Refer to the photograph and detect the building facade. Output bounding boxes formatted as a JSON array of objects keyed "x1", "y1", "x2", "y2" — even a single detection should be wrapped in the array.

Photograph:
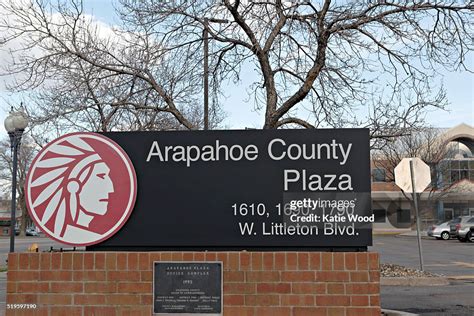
[
  {"x1": 0, "y1": 198, "x2": 22, "y2": 236},
  {"x1": 371, "y1": 123, "x2": 474, "y2": 231}
]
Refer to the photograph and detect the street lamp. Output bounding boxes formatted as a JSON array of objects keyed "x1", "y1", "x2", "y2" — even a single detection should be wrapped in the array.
[{"x1": 4, "y1": 106, "x2": 29, "y2": 253}]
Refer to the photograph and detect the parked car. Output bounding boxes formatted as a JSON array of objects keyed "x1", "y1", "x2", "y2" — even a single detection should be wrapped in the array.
[
  {"x1": 427, "y1": 220, "x2": 452, "y2": 240},
  {"x1": 26, "y1": 228, "x2": 38, "y2": 236},
  {"x1": 450, "y1": 216, "x2": 474, "y2": 242}
]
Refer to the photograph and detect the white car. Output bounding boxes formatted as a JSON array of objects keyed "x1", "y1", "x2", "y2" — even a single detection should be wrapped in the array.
[
  {"x1": 26, "y1": 228, "x2": 39, "y2": 236},
  {"x1": 450, "y1": 216, "x2": 474, "y2": 242},
  {"x1": 427, "y1": 221, "x2": 452, "y2": 240}
]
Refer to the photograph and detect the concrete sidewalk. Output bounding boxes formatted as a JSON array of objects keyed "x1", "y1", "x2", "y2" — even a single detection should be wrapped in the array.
[
  {"x1": 374, "y1": 229, "x2": 430, "y2": 238},
  {"x1": 381, "y1": 277, "x2": 449, "y2": 286},
  {"x1": 397, "y1": 230, "x2": 428, "y2": 237},
  {"x1": 373, "y1": 229, "x2": 412, "y2": 235},
  {"x1": 382, "y1": 309, "x2": 419, "y2": 316}
]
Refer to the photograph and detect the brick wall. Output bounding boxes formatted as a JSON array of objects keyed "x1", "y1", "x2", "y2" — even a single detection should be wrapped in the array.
[{"x1": 7, "y1": 252, "x2": 380, "y2": 316}]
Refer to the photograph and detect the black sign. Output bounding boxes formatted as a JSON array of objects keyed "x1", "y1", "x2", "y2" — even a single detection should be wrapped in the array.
[
  {"x1": 153, "y1": 262, "x2": 222, "y2": 314},
  {"x1": 88, "y1": 129, "x2": 372, "y2": 250}
]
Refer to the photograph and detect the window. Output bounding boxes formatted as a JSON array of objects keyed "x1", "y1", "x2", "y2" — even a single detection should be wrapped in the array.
[
  {"x1": 372, "y1": 168, "x2": 386, "y2": 182},
  {"x1": 397, "y1": 209, "x2": 411, "y2": 223},
  {"x1": 373, "y1": 209, "x2": 386, "y2": 223},
  {"x1": 441, "y1": 159, "x2": 474, "y2": 185},
  {"x1": 451, "y1": 217, "x2": 461, "y2": 224},
  {"x1": 450, "y1": 160, "x2": 460, "y2": 169},
  {"x1": 467, "y1": 218, "x2": 474, "y2": 223},
  {"x1": 441, "y1": 168, "x2": 450, "y2": 186},
  {"x1": 451, "y1": 170, "x2": 460, "y2": 183},
  {"x1": 444, "y1": 209, "x2": 453, "y2": 220}
]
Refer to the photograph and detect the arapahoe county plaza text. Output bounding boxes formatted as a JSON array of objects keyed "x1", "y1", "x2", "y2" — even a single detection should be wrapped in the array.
[{"x1": 146, "y1": 138, "x2": 354, "y2": 191}]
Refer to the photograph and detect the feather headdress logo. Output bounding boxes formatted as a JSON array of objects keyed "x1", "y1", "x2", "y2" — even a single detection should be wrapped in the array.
[{"x1": 25, "y1": 133, "x2": 137, "y2": 246}]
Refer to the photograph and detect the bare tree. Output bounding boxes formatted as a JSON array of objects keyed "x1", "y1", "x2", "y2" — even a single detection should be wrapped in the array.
[
  {"x1": 373, "y1": 127, "x2": 459, "y2": 220},
  {"x1": 0, "y1": 0, "x2": 472, "y2": 139},
  {"x1": 0, "y1": 136, "x2": 37, "y2": 236},
  {"x1": 374, "y1": 128, "x2": 450, "y2": 180},
  {"x1": 0, "y1": 0, "x2": 223, "y2": 135}
]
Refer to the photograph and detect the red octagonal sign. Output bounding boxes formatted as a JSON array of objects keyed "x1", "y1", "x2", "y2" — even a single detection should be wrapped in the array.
[{"x1": 25, "y1": 132, "x2": 137, "y2": 246}]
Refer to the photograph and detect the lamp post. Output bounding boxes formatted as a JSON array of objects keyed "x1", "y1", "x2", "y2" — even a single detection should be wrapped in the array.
[
  {"x1": 4, "y1": 107, "x2": 29, "y2": 253},
  {"x1": 203, "y1": 18, "x2": 228, "y2": 130}
]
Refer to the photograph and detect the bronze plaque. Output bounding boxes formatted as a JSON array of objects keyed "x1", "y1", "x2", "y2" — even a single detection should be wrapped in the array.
[{"x1": 153, "y1": 262, "x2": 222, "y2": 315}]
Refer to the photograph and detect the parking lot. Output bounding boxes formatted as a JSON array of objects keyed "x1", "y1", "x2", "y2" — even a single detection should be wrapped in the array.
[
  {"x1": 371, "y1": 235, "x2": 473, "y2": 315},
  {"x1": 0, "y1": 235, "x2": 472, "y2": 315},
  {"x1": 370, "y1": 234, "x2": 474, "y2": 277}
]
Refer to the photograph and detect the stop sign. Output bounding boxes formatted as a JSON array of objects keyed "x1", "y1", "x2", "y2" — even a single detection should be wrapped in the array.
[{"x1": 394, "y1": 158, "x2": 431, "y2": 193}]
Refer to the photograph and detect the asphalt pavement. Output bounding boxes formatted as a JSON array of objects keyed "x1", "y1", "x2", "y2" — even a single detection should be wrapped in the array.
[
  {"x1": 381, "y1": 280, "x2": 473, "y2": 316},
  {"x1": 371, "y1": 235, "x2": 473, "y2": 316},
  {"x1": 370, "y1": 235, "x2": 474, "y2": 278}
]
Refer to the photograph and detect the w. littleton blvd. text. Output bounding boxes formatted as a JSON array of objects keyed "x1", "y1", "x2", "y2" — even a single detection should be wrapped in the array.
[{"x1": 232, "y1": 202, "x2": 373, "y2": 236}]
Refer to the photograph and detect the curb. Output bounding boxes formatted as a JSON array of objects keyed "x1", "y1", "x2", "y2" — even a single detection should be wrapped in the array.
[
  {"x1": 381, "y1": 277, "x2": 449, "y2": 286},
  {"x1": 446, "y1": 275, "x2": 474, "y2": 280},
  {"x1": 373, "y1": 232, "x2": 406, "y2": 235},
  {"x1": 382, "y1": 308, "x2": 419, "y2": 316},
  {"x1": 394, "y1": 234, "x2": 430, "y2": 239}
]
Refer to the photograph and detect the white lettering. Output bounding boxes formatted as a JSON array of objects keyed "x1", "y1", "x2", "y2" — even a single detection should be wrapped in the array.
[
  {"x1": 146, "y1": 141, "x2": 164, "y2": 162},
  {"x1": 201, "y1": 145, "x2": 215, "y2": 161},
  {"x1": 287, "y1": 143, "x2": 302, "y2": 160},
  {"x1": 172, "y1": 146, "x2": 185, "y2": 162},
  {"x1": 268, "y1": 138, "x2": 286, "y2": 160},
  {"x1": 284, "y1": 169, "x2": 300, "y2": 191},
  {"x1": 284, "y1": 169, "x2": 353, "y2": 192},
  {"x1": 340, "y1": 143, "x2": 352, "y2": 165},
  {"x1": 186, "y1": 145, "x2": 200, "y2": 167},
  {"x1": 229, "y1": 145, "x2": 244, "y2": 161},
  {"x1": 245, "y1": 145, "x2": 259, "y2": 161}
]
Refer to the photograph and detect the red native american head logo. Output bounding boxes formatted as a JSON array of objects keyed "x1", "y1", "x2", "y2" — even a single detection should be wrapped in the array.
[{"x1": 25, "y1": 133, "x2": 137, "y2": 246}]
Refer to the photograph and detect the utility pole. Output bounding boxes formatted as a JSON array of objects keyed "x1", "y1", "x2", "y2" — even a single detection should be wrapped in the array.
[
  {"x1": 202, "y1": 18, "x2": 228, "y2": 130},
  {"x1": 203, "y1": 18, "x2": 209, "y2": 130}
]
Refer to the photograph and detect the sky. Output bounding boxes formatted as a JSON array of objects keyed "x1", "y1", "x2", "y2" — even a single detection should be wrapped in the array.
[{"x1": 0, "y1": 0, "x2": 472, "y2": 133}]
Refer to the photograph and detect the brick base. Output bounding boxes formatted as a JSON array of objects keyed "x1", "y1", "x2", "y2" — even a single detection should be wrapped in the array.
[{"x1": 7, "y1": 252, "x2": 380, "y2": 315}]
